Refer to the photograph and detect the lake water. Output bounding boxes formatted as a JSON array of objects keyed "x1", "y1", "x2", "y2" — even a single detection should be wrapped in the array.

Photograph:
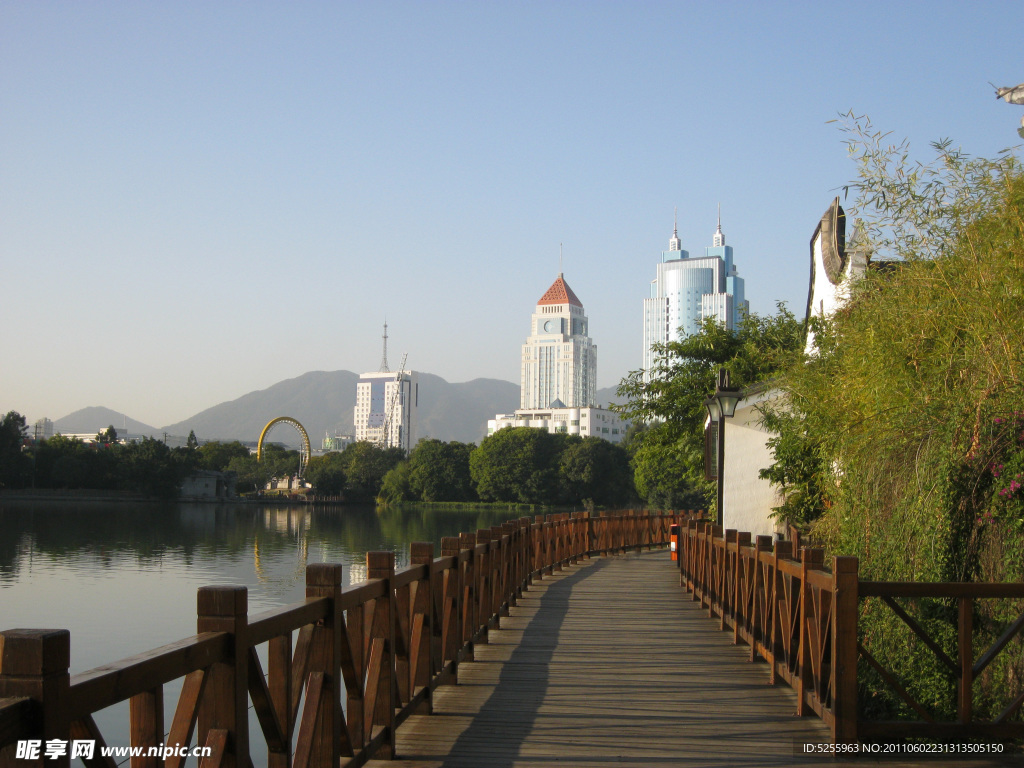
[{"x1": 0, "y1": 499, "x2": 525, "y2": 762}]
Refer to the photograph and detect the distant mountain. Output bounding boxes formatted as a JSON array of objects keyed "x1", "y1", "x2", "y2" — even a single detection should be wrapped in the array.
[
  {"x1": 160, "y1": 370, "x2": 521, "y2": 447},
  {"x1": 53, "y1": 407, "x2": 160, "y2": 438},
  {"x1": 53, "y1": 374, "x2": 628, "y2": 450},
  {"x1": 161, "y1": 370, "x2": 360, "y2": 446},
  {"x1": 415, "y1": 374, "x2": 520, "y2": 442},
  {"x1": 595, "y1": 385, "x2": 624, "y2": 409}
]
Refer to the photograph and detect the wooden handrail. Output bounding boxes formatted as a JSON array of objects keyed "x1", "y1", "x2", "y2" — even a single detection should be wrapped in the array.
[
  {"x1": 68, "y1": 632, "x2": 230, "y2": 720},
  {"x1": 0, "y1": 510, "x2": 680, "y2": 766},
  {"x1": 675, "y1": 517, "x2": 1024, "y2": 745}
]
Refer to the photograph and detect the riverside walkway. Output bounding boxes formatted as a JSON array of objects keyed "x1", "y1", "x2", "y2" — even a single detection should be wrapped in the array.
[
  {"x1": 1, "y1": 511, "x2": 1019, "y2": 767},
  {"x1": 375, "y1": 549, "x2": 836, "y2": 768}
]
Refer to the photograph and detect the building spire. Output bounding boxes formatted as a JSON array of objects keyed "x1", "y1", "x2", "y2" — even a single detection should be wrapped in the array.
[
  {"x1": 669, "y1": 207, "x2": 682, "y2": 252},
  {"x1": 379, "y1": 320, "x2": 390, "y2": 373},
  {"x1": 713, "y1": 203, "x2": 725, "y2": 247}
]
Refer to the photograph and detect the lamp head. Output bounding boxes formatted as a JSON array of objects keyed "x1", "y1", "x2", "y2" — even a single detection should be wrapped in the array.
[
  {"x1": 704, "y1": 396, "x2": 721, "y2": 423},
  {"x1": 713, "y1": 368, "x2": 742, "y2": 418}
]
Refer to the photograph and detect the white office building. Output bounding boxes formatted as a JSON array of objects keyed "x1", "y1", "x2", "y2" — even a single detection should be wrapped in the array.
[
  {"x1": 520, "y1": 273, "x2": 596, "y2": 409},
  {"x1": 353, "y1": 370, "x2": 418, "y2": 453},
  {"x1": 642, "y1": 211, "x2": 749, "y2": 376},
  {"x1": 489, "y1": 273, "x2": 625, "y2": 443}
]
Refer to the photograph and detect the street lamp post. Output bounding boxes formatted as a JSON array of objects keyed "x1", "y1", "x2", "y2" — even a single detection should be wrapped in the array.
[{"x1": 704, "y1": 369, "x2": 741, "y2": 528}]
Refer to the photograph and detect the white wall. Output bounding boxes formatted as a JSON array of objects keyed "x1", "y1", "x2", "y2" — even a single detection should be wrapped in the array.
[{"x1": 721, "y1": 390, "x2": 783, "y2": 539}]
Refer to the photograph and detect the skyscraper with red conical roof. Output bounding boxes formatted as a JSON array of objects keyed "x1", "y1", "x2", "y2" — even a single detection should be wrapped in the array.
[{"x1": 520, "y1": 273, "x2": 596, "y2": 410}]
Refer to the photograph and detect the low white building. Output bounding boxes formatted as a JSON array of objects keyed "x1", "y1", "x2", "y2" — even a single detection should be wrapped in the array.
[{"x1": 488, "y1": 405, "x2": 627, "y2": 443}]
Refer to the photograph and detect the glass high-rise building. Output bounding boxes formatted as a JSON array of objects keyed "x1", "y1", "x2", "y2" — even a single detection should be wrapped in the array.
[{"x1": 642, "y1": 211, "x2": 748, "y2": 375}]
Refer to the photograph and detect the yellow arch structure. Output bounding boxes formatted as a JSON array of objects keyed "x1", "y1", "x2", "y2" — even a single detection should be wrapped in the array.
[{"x1": 257, "y1": 416, "x2": 312, "y2": 477}]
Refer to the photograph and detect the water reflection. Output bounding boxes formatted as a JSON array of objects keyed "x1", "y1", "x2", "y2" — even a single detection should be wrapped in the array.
[
  {"x1": 0, "y1": 500, "x2": 536, "y2": 764},
  {"x1": 0, "y1": 500, "x2": 528, "y2": 668}
]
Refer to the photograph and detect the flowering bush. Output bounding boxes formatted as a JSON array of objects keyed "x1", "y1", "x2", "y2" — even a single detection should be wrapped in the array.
[{"x1": 986, "y1": 412, "x2": 1024, "y2": 527}]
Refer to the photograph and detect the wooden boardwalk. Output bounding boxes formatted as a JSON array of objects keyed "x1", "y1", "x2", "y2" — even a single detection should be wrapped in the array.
[{"x1": 371, "y1": 550, "x2": 1006, "y2": 768}]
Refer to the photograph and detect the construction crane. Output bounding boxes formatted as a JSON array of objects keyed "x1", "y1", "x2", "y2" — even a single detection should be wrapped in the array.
[{"x1": 379, "y1": 352, "x2": 408, "y2": 450}]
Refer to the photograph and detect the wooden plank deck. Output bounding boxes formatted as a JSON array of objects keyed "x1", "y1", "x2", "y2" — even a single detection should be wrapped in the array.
[{"x1": 369, "y1": 550, "x2": 1008, "y2": 768}]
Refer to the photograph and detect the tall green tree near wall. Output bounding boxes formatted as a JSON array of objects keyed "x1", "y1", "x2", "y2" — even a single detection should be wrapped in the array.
[
  {"x1": 616, "y1": 306, "x2": 804, "y2": 509},
  {"x1": 765, "y1": 115, "x2": 1024, "y2": 584},
  {"x1": 760, "y1": 117, "x2": 1023, "y2": 723}
]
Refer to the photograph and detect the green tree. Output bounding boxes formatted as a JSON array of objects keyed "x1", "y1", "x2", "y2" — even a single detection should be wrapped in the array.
[
  {"x1": 408, "y1": 439, "x2": 476, "y2": 502},
  {"x1": 197, "y1": 441, "x2": 252, "y2": 472},
  {"x1": 0, "y1": 411, "x2": 30, "y2": 488},
  {"x1": 379, "y1": 459, "x2": 413, "y2": 503},
  {"x1": 470, "y1": 427, "x2": 573, "y2": 504},
  {"x1": 34, "y1": 434, "x2": 118, "y2": 490},
  {"x1": 96, "y1": 425, "x2": 118, "y2": 445},
  {"x1": 259, "y1": 443, "x2": 301, "y2": 481},
  {"x1": 226, "y1": 454, "x2": 262, "y2": 494},
  {"x1": 117, "y1": 437, "x2": 186, "y2": 498},
  {"x1": 616, "y1": 306, "x2": 804, "y2": 508},
  {"x1": 559, "y1": 437, "x2": 634, "y2": 508},
  {"x1": 766, "y1": 118, "x2": 1024, "y2": 584},
  {"x1": 759, "y1": 117, "x2": 1024, "y2": 723},
  {"x1": 340, "y1": 442, "x2": 405, "y2": 502},
  {"x1": 305, "y1": 451, "x2": 348, "y2": 495},
  {"x1": 186, "y1": 430, "x2": 199, "y2": 451}
]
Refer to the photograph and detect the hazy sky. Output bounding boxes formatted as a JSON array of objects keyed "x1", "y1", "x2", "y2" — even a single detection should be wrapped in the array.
[{"x1": 2, "y1": 2, "x2": 1021, "y2": 429}]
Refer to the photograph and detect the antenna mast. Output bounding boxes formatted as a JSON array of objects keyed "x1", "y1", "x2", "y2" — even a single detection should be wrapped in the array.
[{"x1": 379, "y1": 321, "x2": 390, "y2": 373}]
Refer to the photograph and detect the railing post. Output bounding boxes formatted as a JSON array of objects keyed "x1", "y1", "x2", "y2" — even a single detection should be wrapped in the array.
[
  {"x1": 723, "y1": 530, "x2": 737, "y2": 631},
  {"x1": 0, "y1": 629, "x2": 70, "y2": 768},
  {"x1": 541, "y1": 518, "x2": 555, "y2": 573},
  {"x1": 751, "y1": 535, "x2": 773, "y2": 662},
  {"x1": 268, "y1": 623, "x2": 292, "y2": 768},
  {"x1": 501, "y1": 522, "x2": 518, "y2": 606},
  {"x1": 797, "y1": 548, "x2": 824, "y2": 716},
  {"x1": 497, "y1": 524, "x2": 514, "y2": 615},
  {"x1": 958, "y1": 596, "x2": 973, "y2": 725},
  {"x1": 197, "y1": 586, "x2": 250, "y2": 768},
  {"x1": 518, "y1": 517, "x2": 533, "y2": 583},
  {"x1": 440, "y1": 536, "x2": 461, "y2": 681},
  {"x1": 476, "y1": 529, "x2": 495, "y2": 631},
  {"x1": 410, "y1": 542, "x2": 434, "y2": 715},
  {"x1": 458, "y1": 532, "x2": 477, "y2": 660},
  {"x1": 546, "y1": 515, "x2": 562, "y2": 572},
  {"x1": 832, "y1": 556, "x2": 858, "y2": 744},
  {"x1": 302, "y1": 564, "x2": 344, "y2": 765},
  {"x1": 366, "y1": 552, "x2": 396, "y2": 759},
  {"x1": 130, "y1": 684, "x2": 164, "y2": 768},
  {"x1": 769, "y1": 541, "x2": 792, "y2": 684},
  {"x1": 582, "y1": 511, "x2": 593, "y2": 559},
  {"x1": 734, "y1": 531, "x2": 751, "y2": 644},
  {"x1": 708, "y1": 525, "x2": 722, "y2": 617}
]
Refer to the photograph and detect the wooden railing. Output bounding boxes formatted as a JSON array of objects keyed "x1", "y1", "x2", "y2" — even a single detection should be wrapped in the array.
[
  {"x1": 0, "y1": 510, "x2": 680, "y2": 767},
  {"x1": 675, "y1": 517, "x2": 1024, "y2": 744}
]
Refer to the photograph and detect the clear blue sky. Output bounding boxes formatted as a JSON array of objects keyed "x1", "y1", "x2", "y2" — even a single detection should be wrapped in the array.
[{"x1": 2, "y1": 1, "x2": 1021, "y2": 429}]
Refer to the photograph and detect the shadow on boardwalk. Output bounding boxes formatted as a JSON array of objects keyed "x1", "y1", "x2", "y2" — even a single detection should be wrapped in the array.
[{"x1": 374, "y1": 551, "x2": 1008, "y2": 768}]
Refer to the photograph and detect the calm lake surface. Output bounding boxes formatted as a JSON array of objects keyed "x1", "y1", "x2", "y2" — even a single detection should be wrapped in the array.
[{"x1": 0, "y1": 500, "x2": 526, "y2": 761}]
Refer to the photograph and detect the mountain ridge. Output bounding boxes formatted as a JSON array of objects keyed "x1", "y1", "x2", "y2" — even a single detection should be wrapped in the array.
[{"x1": 52, "y1": 372, "x2": 624, "y2": 447}]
